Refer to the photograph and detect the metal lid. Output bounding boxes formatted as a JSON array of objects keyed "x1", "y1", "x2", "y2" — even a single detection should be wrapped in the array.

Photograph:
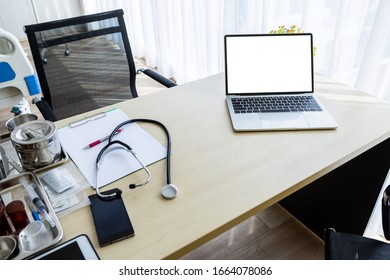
[{"x1": 10, "y1": 120, "x2": 56, "y2": 145}]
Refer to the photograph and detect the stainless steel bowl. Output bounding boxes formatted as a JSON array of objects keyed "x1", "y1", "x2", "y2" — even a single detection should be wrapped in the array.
[
  {"x1": 0, "y1": 235, "x2": 19, "y2": 260},
  {"x1": 5, "y1": 114, "x2": 38, "y2": 132}
]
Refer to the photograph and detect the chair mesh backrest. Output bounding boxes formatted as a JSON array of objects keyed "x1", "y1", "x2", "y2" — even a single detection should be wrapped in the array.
[
  {"x1": 25, "y1": 10, "x2": 137, "y2": 120},
  {"x1": 324, "y1": 228, "x2": 390, "y2": 260}
]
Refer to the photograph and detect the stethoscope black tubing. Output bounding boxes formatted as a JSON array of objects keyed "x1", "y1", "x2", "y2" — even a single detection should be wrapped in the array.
[
  {"x1": 96, "y1": 140, "x2": 132, "y2": 164},
  {"x1": 107, "y1": 119, "x2": 172, "y2": 185}
]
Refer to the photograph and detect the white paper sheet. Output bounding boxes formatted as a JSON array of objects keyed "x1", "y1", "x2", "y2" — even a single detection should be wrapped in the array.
[{"x1": 57, "y1": 109, "x2": 167, "y2": 189}]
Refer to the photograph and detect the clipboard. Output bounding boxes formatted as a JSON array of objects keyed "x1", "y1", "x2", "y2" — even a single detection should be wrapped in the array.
[
  {"x1": 57, "y1": 109, "x2": 167, "y2": 189},
  {"x1": 68, "y1": 112, "x2": 107, "y2": 128}
]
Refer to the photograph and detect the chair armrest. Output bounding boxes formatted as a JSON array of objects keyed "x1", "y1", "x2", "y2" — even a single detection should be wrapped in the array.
[
  {"x1": 137, "y1": 68, "x2": 177, "y2": 88},
  {"x1": 32, "y1": 97, "x2": 58, "y2": 122}
]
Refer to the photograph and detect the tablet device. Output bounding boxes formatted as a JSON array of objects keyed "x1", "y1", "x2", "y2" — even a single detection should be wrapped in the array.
[{"x1": 32, "y1": 234, "x2": 100, "y2": 260}]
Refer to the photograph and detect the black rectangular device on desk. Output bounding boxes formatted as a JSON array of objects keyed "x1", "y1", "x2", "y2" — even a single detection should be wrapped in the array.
[
  {"x1": 89, "y1": 189, "x2": 135, "y2": 247},
  {"x1": 31, "y1": 234, "x2": 99, "y2": 260}
]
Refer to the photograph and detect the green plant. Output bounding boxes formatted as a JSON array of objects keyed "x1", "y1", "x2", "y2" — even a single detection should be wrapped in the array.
[{"x1": 269, "y1": 25, "x2": 317, "y2": 56}]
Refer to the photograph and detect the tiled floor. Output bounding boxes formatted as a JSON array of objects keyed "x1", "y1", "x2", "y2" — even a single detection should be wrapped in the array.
[{"x1": 180, "y1": 204, "x2": 324, "y2": 260}]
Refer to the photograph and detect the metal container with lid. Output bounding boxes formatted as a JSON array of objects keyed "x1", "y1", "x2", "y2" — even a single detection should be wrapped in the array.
[{"x1": 10, "y1": 120, "x2": 62, "y2": 171}]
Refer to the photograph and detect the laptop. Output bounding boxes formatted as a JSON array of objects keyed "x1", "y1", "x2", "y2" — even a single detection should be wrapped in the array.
[{"x1": 224, "y1": 33, "x2": 338, "y2": 131}]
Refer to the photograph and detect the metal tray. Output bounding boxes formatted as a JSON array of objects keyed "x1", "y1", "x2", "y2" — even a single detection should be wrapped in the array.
[
  {"x1": 0, "y1": 172, "x2": 63, "y2": 259},
  {"x1": 0, "y1": 137, "x2": 69, "y2": 179}
]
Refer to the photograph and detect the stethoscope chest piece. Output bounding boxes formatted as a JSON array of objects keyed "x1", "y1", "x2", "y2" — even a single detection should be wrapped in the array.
[{"x1": 161, "y1": 184, "x2": 178, "y2": 200}]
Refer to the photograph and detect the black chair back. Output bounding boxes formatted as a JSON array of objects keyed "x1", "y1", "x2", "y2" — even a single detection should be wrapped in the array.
[{"x1": 25, "y1": 9, "x2": 137, "y2": 120}]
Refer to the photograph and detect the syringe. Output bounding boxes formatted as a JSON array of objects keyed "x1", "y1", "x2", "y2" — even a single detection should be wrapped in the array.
[{"x1": 20, "y1": 177, "x2": 55, "y2": 227}]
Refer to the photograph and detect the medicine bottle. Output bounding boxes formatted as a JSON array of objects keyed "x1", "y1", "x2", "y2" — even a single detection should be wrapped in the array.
[
  {"x1": 6, "y1": 200, "x2": 29, "y2": 232},
  {"x1": 0, "y1": 202, "x2": 12, "y2": 235}
]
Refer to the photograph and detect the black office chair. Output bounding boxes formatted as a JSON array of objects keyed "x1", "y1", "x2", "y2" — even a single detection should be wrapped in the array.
[
  {"x1": 324, "y1": 185, "x2": 390, "y2": 259},
  {"x1": 24, "y1": 9, "x2": 176, "y2": 121}
]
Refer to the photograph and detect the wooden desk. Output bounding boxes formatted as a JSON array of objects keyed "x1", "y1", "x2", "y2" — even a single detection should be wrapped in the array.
[{"x1": 55, "y1": 73, "x2": 390, "y2": 259}]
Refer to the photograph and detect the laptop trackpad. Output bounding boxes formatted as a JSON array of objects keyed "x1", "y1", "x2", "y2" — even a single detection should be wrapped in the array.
[{"x1": 258, "y1": 113, "x2": 308, "y2": 129}]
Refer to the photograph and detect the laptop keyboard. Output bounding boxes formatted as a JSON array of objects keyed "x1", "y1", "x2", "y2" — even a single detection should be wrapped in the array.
[{"x1": 231, "y1": 96, "x2": 323, "y2": 114}]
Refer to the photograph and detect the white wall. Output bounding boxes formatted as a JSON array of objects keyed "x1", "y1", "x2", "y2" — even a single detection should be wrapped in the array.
[{"x1": 0, "y1": 0, "x2": 83, "y2": 40}]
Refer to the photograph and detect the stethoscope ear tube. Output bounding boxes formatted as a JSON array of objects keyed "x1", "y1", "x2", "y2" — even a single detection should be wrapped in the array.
[{"x1": 96, "y1": 140, "x2": 131, "y2": 164}]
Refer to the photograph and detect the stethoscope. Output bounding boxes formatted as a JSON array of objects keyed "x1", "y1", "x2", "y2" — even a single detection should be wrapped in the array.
[{"x1": 95, "y1": 119, "x2": 178, "y2": 200}]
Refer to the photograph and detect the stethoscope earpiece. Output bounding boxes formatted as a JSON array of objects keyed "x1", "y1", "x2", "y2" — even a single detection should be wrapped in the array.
[{"x1": 116, "y1": 189, "x2": 123, "y2": 197}]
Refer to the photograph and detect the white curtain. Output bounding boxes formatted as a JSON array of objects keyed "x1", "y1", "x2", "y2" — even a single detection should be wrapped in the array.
[{"x1": 81, "y1": 0, "x2": 390, "y2": 101}]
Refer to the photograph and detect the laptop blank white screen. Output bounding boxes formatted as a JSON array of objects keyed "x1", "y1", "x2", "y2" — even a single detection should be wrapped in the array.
[{"x1": 225, "y1": 34, "x2": 313, "y2": 95}]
